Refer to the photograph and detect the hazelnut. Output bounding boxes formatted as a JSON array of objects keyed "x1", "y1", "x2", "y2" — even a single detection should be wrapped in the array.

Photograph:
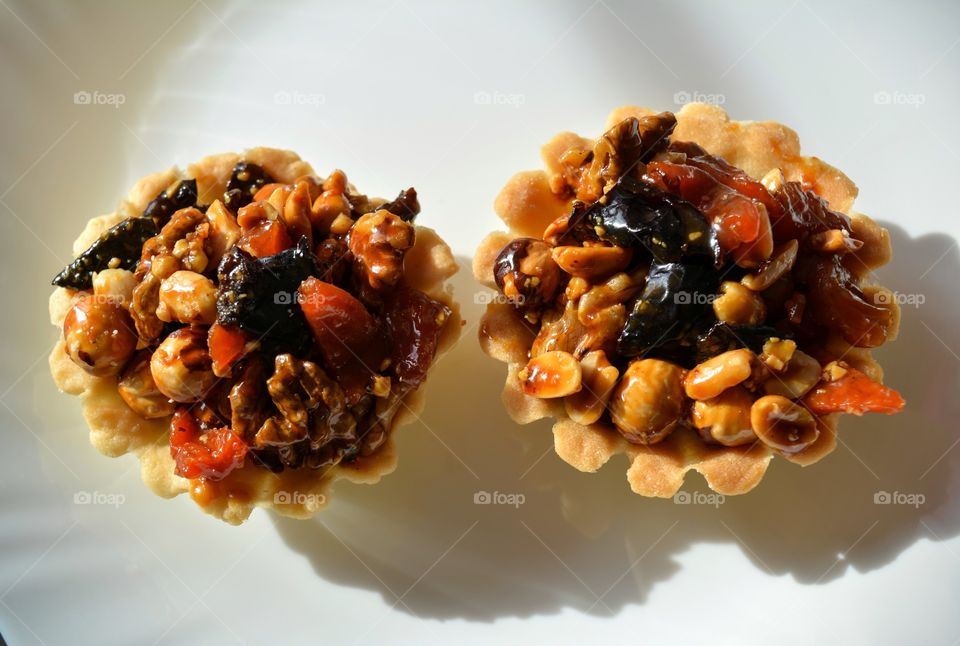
[
  {"x1": 62, "y1": 294, "x2": 137, "y2": 377},
  {"x1": 150, "y1": 327, "x2": 217, "y2": 403},
  {"x1": 609, "y1": 358, "x2": 685, "y2": 445}
]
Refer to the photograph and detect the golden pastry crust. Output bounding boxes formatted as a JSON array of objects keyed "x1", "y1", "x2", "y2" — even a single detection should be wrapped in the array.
[
  {"x1": 50, "y1": 148, "x2": 460, "y2": 524},
  {"x1": 476, "y1": 103, "x2": 896, "y2": 497}
]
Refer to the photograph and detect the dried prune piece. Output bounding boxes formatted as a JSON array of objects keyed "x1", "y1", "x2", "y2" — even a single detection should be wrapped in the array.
[
  {"x1": 694, "y1": 322, "x2": 790, "y2": 364},
  {"x1": 644, "y1": 160, "x2": 772, "y2": 265},
  {"x1": 215, "y1": 237, "x2": 318, "y2": 353},
  {"x1": 143, "y1": 179, "x2": 199, "y2": 228},
  {"x1": 618, "y1": 262, "x2": 720, "y2": 364},
  {"x1": 223, "y1": 189, "x2": 245, "y2": 213},
  {"x1": 770, "y1": 180, "x2": 852, "y2": 243},
  {"x1": 587, "y1": 177, "x2": 719, "y2": 265},
  {"x1": 379, "y1": 187, "x2": 420, "y2": 222},
  {"x1": 225, "y1": 162, "x2": 275, "y2": 210},
  {"x1": 52, "y1": 217, "x2": 158, "y2": 289},
  {"x1": 797, "y1": 255, "x2": 892, "y2": 347},
  {"x1": 384, "y1": 286, "x2": 452, "y2": 387}
]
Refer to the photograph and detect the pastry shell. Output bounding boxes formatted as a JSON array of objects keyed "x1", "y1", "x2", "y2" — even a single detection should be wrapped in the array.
[
  {"x1": 50, "y1": 147, "x2": 460, "y2": 524},
  {"x1": 475, "y1": 103, "x2": 898, "y2": 497}
]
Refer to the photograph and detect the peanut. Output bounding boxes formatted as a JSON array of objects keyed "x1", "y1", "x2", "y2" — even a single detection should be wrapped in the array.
[
  {"x1": 713, "y1": 281, "x2": 766, "y2": 325},
  {"x1": 692, "y1": 386, "x2": 756, "y2": 447},
  {"x1": 551, "y1": 245, "x2": 632, "y2": 280},
  {"x1": 564, "y1": 350, "x2": 619, "y2": 425},
  {"x1": 750, "y1": 395, "x2": 819, "y2": 454},
  {"x1": 763, "y1": 350, "x2": 821, "y2": 399},
  {"x1": 684, "y1": 349, "x2": 754, "y2": 401},
  {"x1": 742, "y1": 239, "x2": 799, "y2": 292},
  {"x1": 518, "y1": 350, "x2": 582, "y2": 398}
]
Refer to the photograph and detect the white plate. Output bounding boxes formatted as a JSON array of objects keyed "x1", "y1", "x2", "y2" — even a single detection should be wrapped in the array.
[{"x1": 2, "y1": 1, "x2": 959, "y2": 644}]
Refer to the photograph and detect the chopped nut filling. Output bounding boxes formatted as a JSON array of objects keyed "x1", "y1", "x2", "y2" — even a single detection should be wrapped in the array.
[
  {"x1": 490, "y1": 111, "x2": 904, "y2": 455},
  {"x1": 55, "y1": 161, "x2": 451, "y2": 482}
]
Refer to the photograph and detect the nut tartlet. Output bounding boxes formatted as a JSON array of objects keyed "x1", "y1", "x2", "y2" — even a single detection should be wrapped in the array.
[
  {"x1": 475, "y1": 104, "x2": 903, "y2": 496},
  {"x1": 50, "y1": 147, "x2": 459, "y2": 523}
]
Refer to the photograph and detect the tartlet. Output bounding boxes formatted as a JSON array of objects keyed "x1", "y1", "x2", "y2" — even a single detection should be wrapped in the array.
[
  {"x1": 475, "y1": 103, "x2": 904, "y2": 496},
  {"x1": 50, "y1": 147, "x2": 459, "y2": 523}
]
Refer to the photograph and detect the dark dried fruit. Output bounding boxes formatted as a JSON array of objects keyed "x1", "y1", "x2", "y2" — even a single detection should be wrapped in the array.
[
  {"x1": 215, "y1": 237, "x2": 318, "y2": 353},
  {"x1": 52, "y1": 217, "x2": 158, "y2": 289},
  {"x1": 618, "y1": 262, "x2": 719, "y2": 364},
  {"x1": 379, "y1": 187, "x2": 420, "y2": 222},
  {"x1": 797, "y1": 254, "x2": 892, "y2": 348},
  {"x1": 225, "y1": 162, "x2": 275, "y2": 210},
  {"x1": 586, "y1": 177, "x2": 719, "y2": 265},
  {"x1": 384, "y1": 286, "x2": 451, "y2": 387},
  {"x1": 644, "y1": 160, "x2": 770, "y2": 265},
  {"x1": 770, "y1": 180, "x2": 853, "y2": 243},
  {"x1": 223, "y1": 189, "x2": 245, "y2": 213},
  {"x1": 143, "y1": 179, "x2": 199, "y2": 228}
]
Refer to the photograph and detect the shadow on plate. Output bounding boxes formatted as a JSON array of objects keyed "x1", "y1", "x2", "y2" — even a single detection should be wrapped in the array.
[{"x1": 275, "y1": 225, "x2": 958, "y2": 621}]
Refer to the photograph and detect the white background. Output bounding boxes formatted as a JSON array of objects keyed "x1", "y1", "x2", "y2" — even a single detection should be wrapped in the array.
[{"x1": 1, "y1": 1, "x2": 958, "y2": 644}]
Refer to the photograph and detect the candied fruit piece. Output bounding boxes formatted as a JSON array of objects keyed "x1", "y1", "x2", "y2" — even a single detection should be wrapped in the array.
[
  {"x1": 297, "y1": 277, "x2": 388, "y2": 400},
  {"x1": 804, "y1": 366, "x2": 905, "y2": 416},
  {"x1": 170, "y1": 408, "x2": 248, "y2": 481},
  {"x1": 384, "y1": 286, "x2": 451, "y2": 387}
]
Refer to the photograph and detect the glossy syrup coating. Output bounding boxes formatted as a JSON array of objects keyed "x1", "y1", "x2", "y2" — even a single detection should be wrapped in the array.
[
  {"x1": 62, "y1": 294, "x2": 137, "y2": 377},
  {"x1": 50, "y1": 148, "x2": 460, "y2": 522},
  {"x1": 482, "y1": 104, "x2": 903, "y2": 490}
]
